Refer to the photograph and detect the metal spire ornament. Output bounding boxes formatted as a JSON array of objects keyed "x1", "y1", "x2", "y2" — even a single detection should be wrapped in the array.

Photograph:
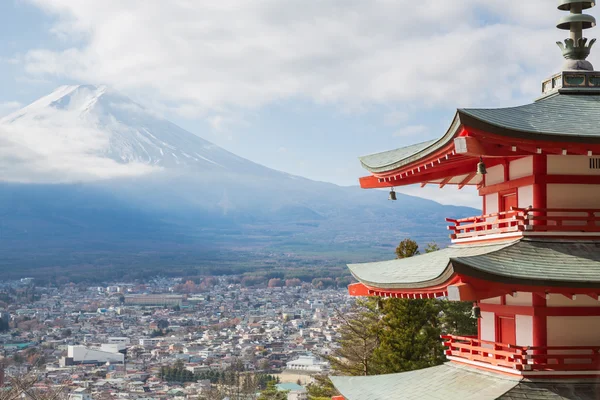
[
  {"x1": 388, "y1": 188, "x2": 397, "y2": 201},
  {"x1": 556, "y1": 0, "x2": 597, "y2": 71}
]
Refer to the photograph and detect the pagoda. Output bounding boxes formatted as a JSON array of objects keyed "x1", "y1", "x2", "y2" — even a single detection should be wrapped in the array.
[{"x1": 330, "y1": 1, "x2": 600, "y2": 399}]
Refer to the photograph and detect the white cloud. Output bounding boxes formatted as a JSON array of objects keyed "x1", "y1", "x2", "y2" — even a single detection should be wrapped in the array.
[
  {"x1": 22, "y1": 0, "x2": 568, "y2": 116},
  {"x1": 397, "y1": 185, "x2": 481, "y2": 209},
  {"x1": 393, "y1": 125, "x2": 428, "y2": 137},
  {"x1": 0, "y1": 102, "x2": 22, "y2": 118},
  {"x1": 0, "y1": 97, "x2": 158, "y2": 183}
]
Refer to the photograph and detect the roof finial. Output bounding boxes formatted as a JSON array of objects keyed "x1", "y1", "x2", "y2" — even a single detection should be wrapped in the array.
[{"x1": 556, "y1": 1, "x2": 597, "y2": 70}]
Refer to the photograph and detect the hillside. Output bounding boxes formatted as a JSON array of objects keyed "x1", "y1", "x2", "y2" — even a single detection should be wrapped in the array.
[{"x1": 0, "y1": 85, "x2": 478, "y2": 281}]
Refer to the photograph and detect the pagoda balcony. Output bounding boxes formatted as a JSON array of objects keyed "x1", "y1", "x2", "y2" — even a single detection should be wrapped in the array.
[
  {"x1": 442, "y1": 335, "x2": 600, "y2": 376},
  {"x1": 447, "y1": 207, "x2": 600, "y2": 242}
]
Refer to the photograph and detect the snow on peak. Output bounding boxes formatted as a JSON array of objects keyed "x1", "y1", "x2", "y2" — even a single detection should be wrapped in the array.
[{"x1": 0, "y1": 85, "x2": 261, "y2": 183}]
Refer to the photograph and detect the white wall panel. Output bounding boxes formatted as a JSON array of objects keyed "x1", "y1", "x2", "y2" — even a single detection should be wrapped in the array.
[
  {"x1": 548, "y1": 316, "x2": 600, "y2": 346},
  {"x1": 515, "y1": 315, "x2": 533, "y2": 346},
  {"x1": 480, "y1": 311, "x2": 495, "y2": 342},
  {"x1": 510, "y1": 157, "x2": 533, "y2": 180},
  {"x1": 518, "y1": 185, "x2": 533, "y2": 208},
  {"x1": 486, "y1": 165, "x2": 505, "y2": 186},
  {"x1": 548, "y1": 155, "x2": 600, "y2": 175},
  {"x1": 506, "y1": 292, "x2": 532, "y2": 306}
]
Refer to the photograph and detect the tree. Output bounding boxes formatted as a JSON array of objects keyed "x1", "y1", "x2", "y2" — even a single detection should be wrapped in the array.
[
  {"x1": 440, "y1": 301, "x2": 477, "y2": 336},
  {"x1": 324, "y1": 299, "x2": 381, "y2": 376},
  {"x1": 1, "y1": 373, "x2": 67, "y2": 400},
  {"x1": 424, "y1": 241, "x2": 477, "y2": 336},
  {"x1": 373, "y1": 238, "x2": 444, "y2": 374},
  {"x1": 306, "y1": 375, "x2": 339, "y2": 399},
  {"x1": 157, "y1": 319, "x2": 169, "y2": 330},
  {"x1": 424, "y1": 242, "x2": 440, "y2": 253},
  {"x1": 258, "y1": 381, "x2": 287, "y2": 400},
  {"x1": 395, "y1": 238, "x2": 420, "y2": 259},
  {"x1": 372, "y1": 298, "x2": 444, "y2": 374}
]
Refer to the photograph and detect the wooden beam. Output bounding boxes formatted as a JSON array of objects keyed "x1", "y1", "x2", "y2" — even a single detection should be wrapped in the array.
[
  {"x1": 439, "y1": 176, "x2": 452, "y2": 188},
  {"x1": 447, "y1": 283, "x2": 477, "y2": 302},
  {"x1": 454, "y1": 136, "x2": 486, "y2": 156},
  {"x1": 458, "y1": 172, "x2": 477, "y2": 190},
  {"x1": 360, "y1": 162, "x2": 480, "y2": 189},
  {"x1": 478, "y1": 175, "x2": 535, "y2": 196}
]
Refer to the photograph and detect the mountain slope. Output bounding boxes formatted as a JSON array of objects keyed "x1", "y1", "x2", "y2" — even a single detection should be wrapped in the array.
[{"x1": 0, "y1": 85, "x2": 478, "y2": 280}]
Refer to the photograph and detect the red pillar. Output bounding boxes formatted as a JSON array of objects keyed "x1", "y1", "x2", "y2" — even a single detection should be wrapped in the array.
[
  {"x1": 532, "y1": 294, "x2": 547, "y2": 360},
  {"x1": 532, "y1": 155, "x2": 547, "y2": 354},
  {"x1": 532, "y1": 155, "x2": 547, "y2": 223}
]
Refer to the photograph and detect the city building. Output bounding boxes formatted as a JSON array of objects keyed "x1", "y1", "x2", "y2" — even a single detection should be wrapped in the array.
[
  {"x1": 124, "y1": 294, "x2": 183, "y2": 306},
  {"x1": 286, "y1": 355, "x2": 329, "y2": 373},
  {"x1": 331, "y1": 2, "x2": 600, "y2": 399},
  {"x1": 68, "y1": 388, "x2": 92, "y2": 400},
  {"x1": 107, "y1": 337, "x2": 130, "y2": 346},
  {"x1": 276, "y1": 383, "x2": 308, "y2": 400},
  {"x1": 61, "y1": 345, "x2": 124, "y2": 366}
]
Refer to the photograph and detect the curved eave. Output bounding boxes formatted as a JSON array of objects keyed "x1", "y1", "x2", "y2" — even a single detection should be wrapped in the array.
[
  {"x1": 360, "y1": 93, "x2": 600, "y2": 176},
  {"x1": 347, "y1": 241, "x2": 516, "y2": 291},
  {"x1": 458, "y1": 111, "x2": 600, "y2": 145},
  {"x1": 359, "y1": 113, "x2": 462, "y2": 174},
  {"x1": 349, "y1": 239, "x2": 600, "y2": 293},
  {"x1": 452, "y1": 239, "x2": 600, "y2": 289},
  {"x1": 459, "y1": 93, "x2": 600, "y2": 144}
]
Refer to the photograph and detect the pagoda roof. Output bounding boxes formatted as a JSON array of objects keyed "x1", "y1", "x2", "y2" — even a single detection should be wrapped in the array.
[
  {"x1": 349, "y1": 238, "x2": 600, "y2": 290},
  {"x1": 330, "y1": 363, "x2": 600, "y2": 400},
  {"x1": 360, "y1": 93, "x2": 600, "y2": 174}
]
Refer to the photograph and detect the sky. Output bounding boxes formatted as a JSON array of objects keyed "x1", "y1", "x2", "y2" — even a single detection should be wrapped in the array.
[{"x1": 0, "y1": 0, "x2": 593, "y2": 207}]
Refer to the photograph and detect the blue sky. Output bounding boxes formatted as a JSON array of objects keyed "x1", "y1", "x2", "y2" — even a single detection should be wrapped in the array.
[{"x1": 0, "y1": 0, "x2": 592, "y2": 206}]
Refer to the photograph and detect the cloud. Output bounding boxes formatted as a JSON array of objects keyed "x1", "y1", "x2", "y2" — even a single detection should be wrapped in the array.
[
  {"x1": 393, "y1": 125, "x2": 428, "y2": 137},
  {"x1": 397, "y1": 185, "x2": 481, "y2": 209},
  {"x1": 22, "y1": 0, "x2": 567, "y2": 116},
  {"x1": 0, "y1": 99, "x2": 158, "y2": 183},
  {"x1": 0, "y1": 102, "x2": 22, "y2": 118}
]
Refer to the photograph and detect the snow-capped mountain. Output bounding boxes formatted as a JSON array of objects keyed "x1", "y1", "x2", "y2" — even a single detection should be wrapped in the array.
[
  {"x1": 0, "y1": 85, "x2": 477, "y2": 278},
  {"x1": 0, "y1": 85, "x2": 279, "y2": 182}
]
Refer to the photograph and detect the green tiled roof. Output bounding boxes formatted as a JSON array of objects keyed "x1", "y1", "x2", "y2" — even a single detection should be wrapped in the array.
[
  {"x1": 460, "y1": 94, "x2": 600, "y2": 140},
  {"x1": 330, "y1": 363, "x2": 520, "y2": 400},
  {"x1": 359, "y1": 94, "x2": 600, "y2": 174},
  {"x1": 359, "y1": 140, "x2": 437, "y2": 172},
  {"x1": 347, "y1": 241, "x2": 515, "y2": 289},
  {"x1": 349, "y1": 239, "x2": 600, "y2": 290},
  {"x1": 330, "y1": 363, "x2": 600, "y2": 400},
  {"x1": 454, "y1": 239, "x2": 600, "y2": 286},
  {"x1": 500, "y1": 382, "x2": 600, "y2": 400}
]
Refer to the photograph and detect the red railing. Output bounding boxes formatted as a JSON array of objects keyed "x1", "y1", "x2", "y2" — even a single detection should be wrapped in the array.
[
  {"x1": 447, "y1": 207, "x2": 600, "y2": 240},
  {"x1": 442, "y1": 335, "x2": 600, "y2": 372}
]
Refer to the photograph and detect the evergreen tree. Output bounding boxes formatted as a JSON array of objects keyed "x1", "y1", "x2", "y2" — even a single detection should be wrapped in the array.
[
  {"x1": 440, "y1": 301, "x2": 477, "y2": 336},
  {"x1": 424, "y1": 241, "x2": 477, "y2": 337},
  {"x1": 324, "y1": 299, "x2": 381, "y2": 376},
  {"x1": 395, "y1": 238, "x2": 420, "y2": 259},
  {"x1": 373, "y1": 238, "x2": 444, "y2": 374},
  {"x1": 372, "y1": 298, "x2": 444, "y2": 373},
  {"x1": 258, "y1": 381, "x2": 287, "y2": 400},
  {"x1": 307, "y1": 375, "x2": 339, "y2": 399}
]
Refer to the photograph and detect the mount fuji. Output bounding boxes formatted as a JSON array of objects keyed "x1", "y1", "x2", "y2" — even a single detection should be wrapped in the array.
[{"x1": 0, "y1": 85, "x2": 476, "y2": 281}]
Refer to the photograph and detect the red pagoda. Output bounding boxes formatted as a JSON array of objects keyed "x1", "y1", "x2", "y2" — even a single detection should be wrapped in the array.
[{"x1": 331, "y1": 1, "x2": 600, "y2": 399}]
